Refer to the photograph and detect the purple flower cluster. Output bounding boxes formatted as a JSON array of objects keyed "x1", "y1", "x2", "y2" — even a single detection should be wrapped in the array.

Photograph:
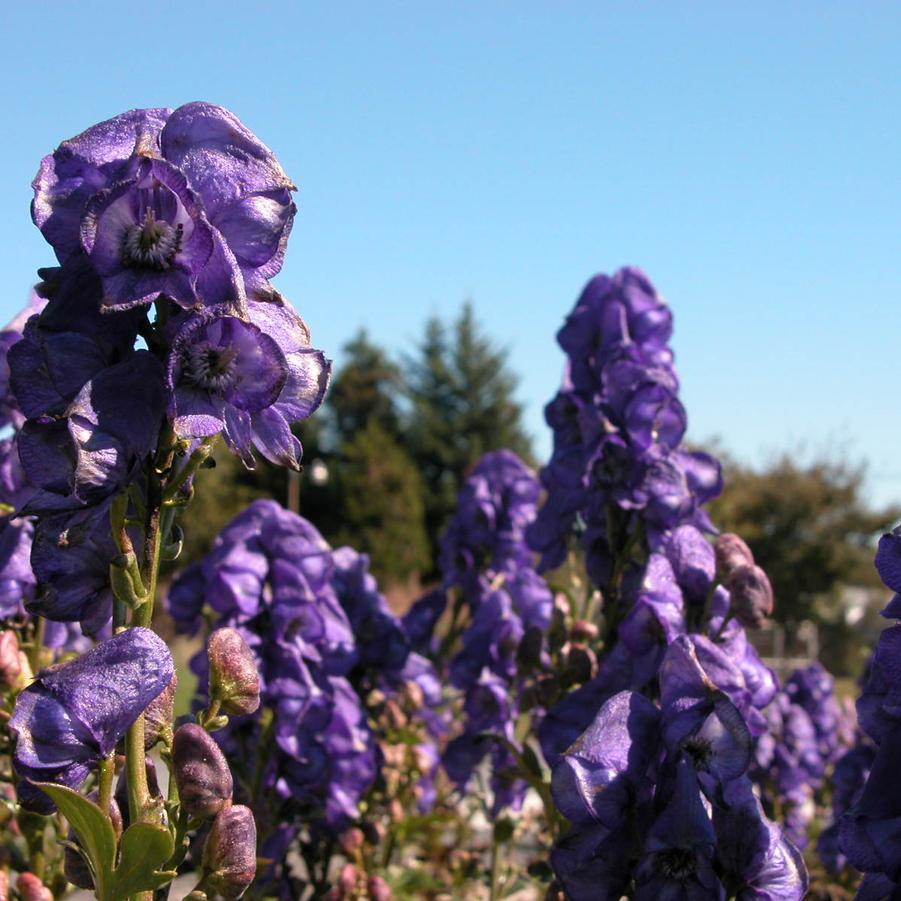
[
  {"x1": 839, "y1": 529, "x2": 901, "y2": 893},
  {"x1": 551, "y1": 662, "x2": 806, "y2": 898},
  {"x1": 749, "y1": 663, "x2": 854, "y2": 851},
  {"x1": 1, "y1": 103, "x2": 329, "y2": 637},
  {"x1": 168, "y1": 501, "x2": 440, "y2": 852},
  {"x1": 169, "y1": 501, "x2": 378, "y2": 829},
  {"x1": 525, "y1": 270, "x2": 808, "y2": 894},
  {"x1": 817, "y1": 741, "x2": 875, "y2": 877},
  {"x1": 526, "y1": 268, "x2": 722, "y2": 581},
  {"x1": 419, "y1": 451, "x2": 552, "y2": 814}
]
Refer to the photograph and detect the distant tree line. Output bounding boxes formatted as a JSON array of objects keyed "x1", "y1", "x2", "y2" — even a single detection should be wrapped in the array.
[
  {"x1": 178, "y1": 302, "x2": 533, "y2": 587},
  {"x1": 710, "y1": 454, "x2": 900, "y2": 676}
]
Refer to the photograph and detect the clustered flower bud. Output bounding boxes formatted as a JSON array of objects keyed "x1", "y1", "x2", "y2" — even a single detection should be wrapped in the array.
[
  {"x1": 727, "y1": 563, "x2": 774, "y2": 628},
  {"x1": 715, "y1": 532, "x2": 774, "y2": 628},
  {"x1": 173, "y1": 724, "x2": 234, "y2": 819},
  {"x1": 15, "y1": 873, "x2": 53, "y2": 901},
  {"x1": 207, "y1": 628, "x2": 261, "y2": 717},
  {"x1": 202, "y1": 805, "x2": 257, "y2": 900},
  {"x1": 0, "y1": 630, "x2": 27, "y2": 689}
]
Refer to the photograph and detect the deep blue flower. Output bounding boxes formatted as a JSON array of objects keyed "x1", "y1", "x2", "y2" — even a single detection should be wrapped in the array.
[
  {"x1": 18, "y1": 351, "x2": 165, "y2": 515},
  {"x1": 10, "y1": 628, "x2": 173, "y2": 790}
]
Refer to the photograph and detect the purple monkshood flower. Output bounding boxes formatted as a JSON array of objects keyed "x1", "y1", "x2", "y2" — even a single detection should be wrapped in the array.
[
  {"x1": 876, "y1": 527, "x2": 901, "y2": 609},
  {"x1": 785, "y1": 661, "x2": 851, "y2": 766},
  {"x1": 551, "y1": 691, "x2": 660, "y2": 831},
  {"x1": 10, "y1": 628, "x2": 173, "y2": 791},
  {"x1": 634, "y1": 758, "x2": 726, "y2": 900},
  {"x1": 167, "y1": 501, "x2": 417, "y2": 835},
  {"x1": 659, "y1": 636, "x2": 754, "y2": 784},
  {"x1": 330, "y1": 546, "x2": 410, "y2": 678},
  {"x1": 439, "y1": 449, "x2": 542, "y2": 590},
  {"x1": 33, "y1": 103, "x2": 295, "y2": 308},
  {"x1": 528, "y1": 269, "x2": 725, "y2": 585},
  {"x1": 0, "y1": 291, "x2": 47, "y2": 429},
  {"x1": 17, "y1": 351, "x2": 165, "y2": 515},
  {"x1": 856, "y1": 624, "x2": 901, "y2": 745},
  {"x1": 167, "y1": 299, "x2": 330, "y2": 469},
  {"x1": 818, "y1": 741, "x2": 875, "y2": 876},
  {"x1": 714, "y1": 778, "x2": 808, "y2": 900},
  {"x1": 28, "y1": 505, "x2": 118, "y2": 633},
  {"x1": 0, "y1": 516, "x2": 36, "y2": 620},
  {"x1": 840, "y1": 722, "x2": 901, "y2": 884}
]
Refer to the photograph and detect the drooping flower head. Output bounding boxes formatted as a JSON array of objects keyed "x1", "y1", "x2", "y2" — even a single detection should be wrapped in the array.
[
  {"x1": 10, "y1": 628, "x2": 173, "y2": 792},
  {"x1": 33, "y1": 103, "x2": 295, "y2": 309}
]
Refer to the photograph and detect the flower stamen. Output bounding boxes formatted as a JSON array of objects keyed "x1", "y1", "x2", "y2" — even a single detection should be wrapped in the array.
[{"x1": 123, "y1": 208, "x2": 183, "y2": 270}]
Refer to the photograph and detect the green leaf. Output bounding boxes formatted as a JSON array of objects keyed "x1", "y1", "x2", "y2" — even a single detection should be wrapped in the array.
[
  {"x1": 36, "y1": 783, "x2": 116, "y2": 898},
  {"x1": 107, "y1": 822, "x2": 176, "y2": 900},
  {"x1": 34, "y1": 784, "x2": 177, "y2": 901}
]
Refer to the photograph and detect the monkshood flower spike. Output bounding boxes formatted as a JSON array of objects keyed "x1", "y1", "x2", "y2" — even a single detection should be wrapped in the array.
[{"x1": 0, "y1": 101, "x2": 320, "y2": 900}]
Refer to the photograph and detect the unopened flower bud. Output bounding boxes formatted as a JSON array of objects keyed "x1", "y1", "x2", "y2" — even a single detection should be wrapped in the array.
[
  {"x1": 208, "y1": 628, "x2": 260, "y2": 716},
  {"x1": 727, "y1": 563, "x2": 774, "y2": 628},
  {"x1": 145, "y1": 673, "x2": 177, "y2": 749},
  {"x1": 339, "y1": 827, "x2": 365, "y2": 856},
  {"x1": 570, "y1": 619, "x2": 599, "y2": 643},
  {"x1": 338, "y1": 862, "x2": 359, "y2": 893},
  {"x1": 715, "y1": 533, "x2": 755, "y2": 579},
  {"x1": 202, "y1": 805, "x2": 257, "y2": 899},
  {"x1": 0, "y1": 631, "x2": 24, "y2": 688},
  {"x1": 174, "y1": 724, "x2": 233, "y2": 819},
  {"x1": 16, "y1": 874, "x2": 53, "y2": 901},
  {"x1": 402, "y1": 680, "x2": 425, "y2": 710},
  {"x1": 383, "y1": 699, "x2": 407, "y2": 730},
  {"x1": 368, "y1": 875, "x2": 393, "y2": 900}
]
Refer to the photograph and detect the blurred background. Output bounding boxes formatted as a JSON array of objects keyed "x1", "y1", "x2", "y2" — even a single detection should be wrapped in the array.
[{"x1": 1, "y1": 2, "x2": 898, "y2": 678}]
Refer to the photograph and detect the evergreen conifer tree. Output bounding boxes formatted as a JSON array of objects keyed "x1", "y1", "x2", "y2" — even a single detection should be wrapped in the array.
[{"x1": 406, "y1": 302, "x2": 533, "y2": 570}]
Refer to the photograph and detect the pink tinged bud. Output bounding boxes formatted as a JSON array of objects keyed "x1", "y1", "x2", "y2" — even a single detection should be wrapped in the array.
[
  {"x1": 144, "y1": 672, "x2": 177, "y2": 749},
  {"x1": 368, "y1": 875, "x2": 393, "y2": 900},
  {"x1": 715, "y1": 533, "x2": 755, "y2": 578},
  {"x1": 727, "y1": 564, "x2": 774, "y2": 628},
  {"x1": 0, "y1": 870, "x2": 8, "y2": 901},
  {"x1": 0, "y1": 631, "x2": 23, "y2": 688},
  {"x1": 202, "y1": 805, "x2": 257, "y2": 899},
  {"x1": 15, "y1": 874, "x2": 53, "y2": 901},
  {"x1": 338, "y1": 827, "x2": 365, "y2": 855},
  {"x1": 570, "y1": 619, "x2": 599, "y2": 642},
  {"x1": 338, "y1": 862, "x2": 359, "y2": 892},
  {"x1": 173, "y1": 723, "x2": 233, "y2": 819},
  {"x1": 208, "y1": 628, "x2": 261, "y2": 716}
]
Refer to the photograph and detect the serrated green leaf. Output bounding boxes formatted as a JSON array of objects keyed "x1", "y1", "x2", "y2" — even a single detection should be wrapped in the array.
[
  {"x1": 36, "y1": 782, "x2": 116, "y2": 898},
  {"x1": 107, "y1": 822, "x2": 176, "y2": 900}
]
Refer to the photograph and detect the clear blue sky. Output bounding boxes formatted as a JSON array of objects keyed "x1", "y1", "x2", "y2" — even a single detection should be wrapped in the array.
[{"x1": 1, "y1": 3, "x2": 898, "y2": 506}]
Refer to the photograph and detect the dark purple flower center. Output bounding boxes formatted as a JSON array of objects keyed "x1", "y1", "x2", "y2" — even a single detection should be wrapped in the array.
[
  {"x1": 123, "y1": 208, "x2": 183, "y2": 270},
  {"x1": 186, "y1": 343, "x2": 239, "y2": 392},
  {"x1": 657, "y1": 848, "x2": 697, "y2": 880},
  {"x1": 682, "y1": 735, "x2": 713, "y2": 768}
]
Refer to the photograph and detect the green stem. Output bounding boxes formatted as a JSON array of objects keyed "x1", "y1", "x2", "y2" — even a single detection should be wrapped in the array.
[
  {"x1": 125, "y1": 427, "x2": 175, "y2": 901},
  {"x1": 162, "y1": 437, "x2": 216, "y2": 504},
  {"x1": 99, "y1": 754, "x2": 115, "y2": 819},
  {"x1": 489, "y1": 835, "x2": 501, "y2": 901},
  {"x1": 27, "y1": 616, "x2": 45, "y2": 674}
]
